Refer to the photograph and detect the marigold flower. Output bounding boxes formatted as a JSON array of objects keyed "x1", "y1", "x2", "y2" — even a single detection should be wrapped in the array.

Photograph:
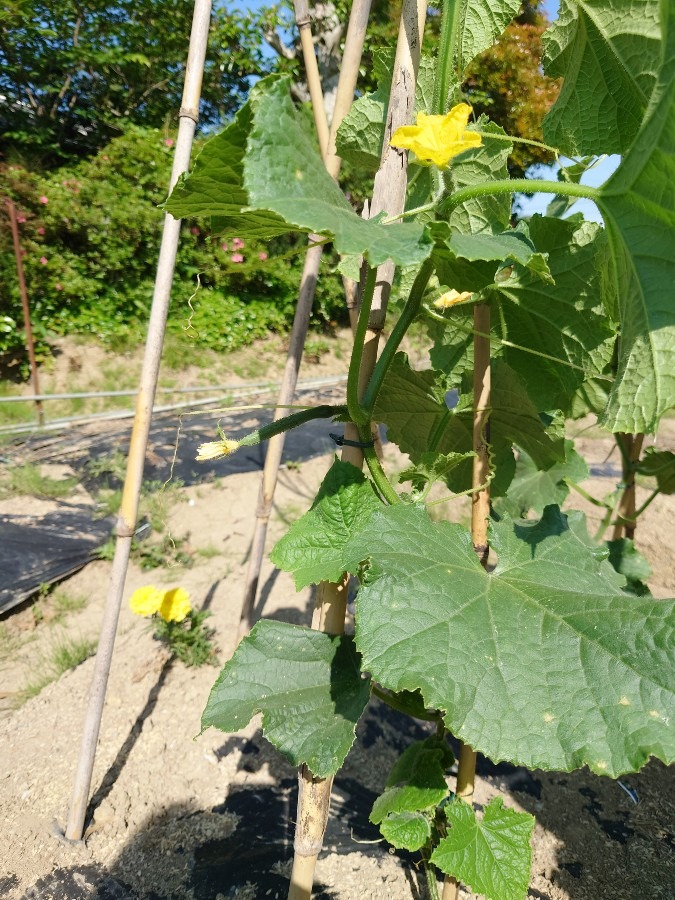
[
  {"x1": 157, "y1": 587, "x2": 191, "y2": 622},
  {"x1": 196, "y1": 438, "x2": 240, "y2": 461},
  {"x1": 129, "y1": 585, "x2": 163, "y2": 617},
  {"x1": 390, "y1": 104, "x2": 481, "y2": 169},
  {"x1": 433, "y1": 289, "x2": 474, "y2": 309}
]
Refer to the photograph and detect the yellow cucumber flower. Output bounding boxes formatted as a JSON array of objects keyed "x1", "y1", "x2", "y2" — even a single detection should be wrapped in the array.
[
  {"x1": 434, "y1": 289, "x2": 474, "y2": 309},
  {"x1": 390, "y1": 104, "x2": 481, "y2": 168},
  {"x1": 129, "y1": 585, "x2": 163, "y2": 617},
  {"x1": 196, "y1": 438, "x2": 240, "y2": 461},
  {"x1": 157, "y1": 587, "x2": 191, "y2": 623}
]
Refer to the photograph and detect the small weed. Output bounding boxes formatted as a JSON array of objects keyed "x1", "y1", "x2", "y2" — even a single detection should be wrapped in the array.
[
  {"x1": 138, "y1": 534, "x2": 194, "y2": 571},
  {"x1": 304, "y1": 337, "x2": 330, "y2": 364},
  {"x1": 0, "y1": 462, "x2": 79, "y2": 499},
  {"x1": 18, "y1": 634, "x2": 97, "y2": 703},
  {"x1": 53, "y1": 590, "x2": 87, "y2": 617},
  {"x1": 153, "y1": 610, "x2": 218, "y2": 667},
  {"x1": 87, "y1": 449, "x2": 127, "y2": 483},
  {"x1": 196, "y1": 544, "x2": 221, "y2": 560}
]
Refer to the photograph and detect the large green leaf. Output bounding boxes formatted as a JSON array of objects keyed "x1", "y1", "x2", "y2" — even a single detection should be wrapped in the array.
[
  {"x1": 431, "y1": 798, "x2": 534, "y2": 900},
  {"x1": 373, "y1": 354, "x2": 565, "y2": 490},
  {"x1": 270, "y1": 460, "x2": 381, "y2": 589},
  {"x1": 442, "y1": 120, "x2": 512, "y2": 234},
  {"x1": 542, "y1": 0, "x2": 662, "y2": 155},
  {"x1": 167, "y1": 76, "x2": 431, "y2": 268},
  {"x1": 456, "y1": 0, "x2": 523, "y2": 74},
  {"x1": 343, "y1": 505, "x2": 675, "y2": 775},
  {"x1": 432, "y1": 216, "x2": 616, "y2": 413},
  {"x1": 493, "y1": 441, "x2": 589, "y2": 518},
  {"x1": 596, "y1": 9, "x2": 675, "y2": 432},
  {"x1": 637, "y1": 448, "x2": 675, "y2": 493},
  {"x1": 202, "y1": 620, "x2": 370, "y2": 778}
]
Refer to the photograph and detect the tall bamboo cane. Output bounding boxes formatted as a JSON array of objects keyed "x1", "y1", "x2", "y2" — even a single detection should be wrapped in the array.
[
  {"x1": 443, "y1": 302, "x2": 492, "y2": 900},
  {"x1": 65, "y1": 0, "x2": 212, "y2": 842},
  {"x1": 237, "y1": 0, "x2": 372, "y2": 641},
  {"x1": 287, "y1": 3, "x2": 428, "y2": 897}
]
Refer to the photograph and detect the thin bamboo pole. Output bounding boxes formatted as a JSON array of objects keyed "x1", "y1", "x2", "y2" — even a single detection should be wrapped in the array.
[
  {"x1": 64, "y1": 0, "x2": 212, "y2": 842},
  {"x1": 443, "y1": 302, "x2": 492, "y2": 900},
  {"x1": 287, "y1": 3, "x2": 427, "y2": 896},
  {"x1": 6, "y1": 199, "x2": 44, "y2": 426},
  {"x1": 294, "y1": 0, "x2": 330, "y2": 158},
  {"x1": 612, "y1": 433, "x2": 644, "y2": 540},
  {"x1": 237, "y1": 0, "x2": 372, "y2": 640}
]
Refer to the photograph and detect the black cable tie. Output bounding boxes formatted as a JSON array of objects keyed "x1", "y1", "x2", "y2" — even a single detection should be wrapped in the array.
[{"x1": 329, "y1": 432, "x2": 375, "y2": 449}]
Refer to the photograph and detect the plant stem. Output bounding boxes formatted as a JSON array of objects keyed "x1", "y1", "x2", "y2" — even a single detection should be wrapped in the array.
[
  {"x1": 347, "y1": 267, "x2": 377, "y2": 426},
  {"x1": 612, "y1": 433, "x2": 644, "y2": 540},
  {"x1": 444, "y1": 302, "x2": 491, "y2": 900},
  {"x1": 361, "y1": 428, "x2": 401, "y2": 504},
  {"x1": 564, "y1": 478, "x2": 609, "y2": 509},
  {"x1": 432, "y1": 0, "x2": 461, "y2": 114},
  {"x1": 362, "y1": 258, "x2": 435, "y2": 413},
  {"x1": 236, "y1": 404, "x2": 348, "y2": 449},
  {"x1": 471, "y1": 129, "x2": 560, "y2": 156},
  {"x1": 440, "y1": 178, "x2": 600, "y2": 216}
]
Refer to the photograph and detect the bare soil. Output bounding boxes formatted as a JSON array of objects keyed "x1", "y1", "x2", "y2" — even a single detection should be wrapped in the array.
[{"x1": 0, "y1": 338, "x2": 674, "y2": 900}]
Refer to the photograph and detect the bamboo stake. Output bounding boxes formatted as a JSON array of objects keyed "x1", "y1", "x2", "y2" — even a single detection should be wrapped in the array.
[
  {"x1": 443, "y1": 302, "x2": 492, "y2": 900},
  {"x1": 294, "y1": 0, "x2": 330, "y2": 158},
  {"x1": 237, "y1": 0, "x2": 372, "y2": 640},
  {"x1": 612, "y1": 432, "x2": 644, "y2": 540},
  {"x1": 287, "y1": 3, "x2": 427, "y2": 896},
  {"x1": 65, "y1": 0, "x2": 212, "y2": 842},
  {"x1": 6, "y1": 199, "x2": 44, "y2": 426}
]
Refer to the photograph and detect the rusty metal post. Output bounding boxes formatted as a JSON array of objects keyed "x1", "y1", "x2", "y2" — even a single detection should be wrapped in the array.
[{"x1": 6, "y1": 198, "x2": 44, "y2": 426}]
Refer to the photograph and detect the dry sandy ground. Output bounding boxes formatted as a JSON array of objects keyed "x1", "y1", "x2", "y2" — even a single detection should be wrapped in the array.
[{"x1": 0, "y1": 396, "x2": 674, "y2": 900}]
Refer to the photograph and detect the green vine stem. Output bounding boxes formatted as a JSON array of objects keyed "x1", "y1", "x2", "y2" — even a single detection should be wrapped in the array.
[
  {"x1": 347, "y1": 266, "x2": 377, "y2": 426},
  {"x1": 440, "y1": 178, "x2": 600, "y2": 216},
  {"x1": 362, "y1": 258, "x2": 435, "y2": 414},
  {"x1": 432, "y1": 0, "x2": 461, "y2": 114},
  {"x1": 360, "y1": 427, "x2": 401, "y2": 505}
]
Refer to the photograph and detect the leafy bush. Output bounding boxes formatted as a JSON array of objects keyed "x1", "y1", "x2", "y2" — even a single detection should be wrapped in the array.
[{"x1": 0, "y1": 126, "x2": 346, "y2": 365}]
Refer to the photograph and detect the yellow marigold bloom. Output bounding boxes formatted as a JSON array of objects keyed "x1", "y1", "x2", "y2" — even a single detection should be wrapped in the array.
[
  {"x1": 158, "y1": 587, "x2": 191, "y2": 622},
  {"x1": 433, "y1": 289, "x2": 474, "y2": 309},
  {"x1": 390, "y1": 104, "x2": 481, "y2": 168},
  {"x1": 196, "y1": 438, "x2": 240, "y2": 461},
  {"x1": 129, "y1": 585, "x2": 163, "y2": 617}
]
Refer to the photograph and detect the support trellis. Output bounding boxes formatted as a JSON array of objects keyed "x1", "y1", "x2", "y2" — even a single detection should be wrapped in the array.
[
  {"x1": 237, "y1": 0, "x2": 371, "y2": 640},
  {"x1": 65, "y1": 0, "x2": 213, "y2": 841}
]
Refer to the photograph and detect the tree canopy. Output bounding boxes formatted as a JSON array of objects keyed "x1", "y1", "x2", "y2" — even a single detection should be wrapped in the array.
[{"x1": 0, "y1": 0, "x2": 271, "y2": 165}]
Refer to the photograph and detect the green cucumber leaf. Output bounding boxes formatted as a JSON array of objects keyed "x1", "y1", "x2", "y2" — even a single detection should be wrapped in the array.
[
  {"x1": 493, "y1": 441, "x2": 589, "y2": 518},
  {"x1": 270, "y1": 460, "x2": 381, "y2": 589},
  {"x1": 636, "y1": 448, "x2": 675, "y2": 493},
  {"x1": 542, "y1": 0, "x2": 662, "y2": 155},
  {"x1": 431, "y1": 216, "x2": 616, "y2": 414},
  {"x1": 344, "y1": 504, "x2": 675, "y2": 775},
  {"x1": 202, "y1": 620, "x2": 370, "y2": 778},
  {"x1": 380, "y1": 812, "x2": 431, "y2": 852},
  {"x1": 596, "y1": 10, "x2": 675, "y2": 432},
  {"x1": 167, "y1": 76, "x2": 431, "y2": 268},
  {"x1": 456, "y1": 0, "x2": 523, "y2": 74},
  {"x1": 442, "y1": 120, "x2": 512, "y2": 234},
  {"x1": 399, "y1": 451, "x2": 476, "y2": 493},
  {"x1": 431, "y1": 797, "x2": 534, "y2": 900},
  {"x1": 374, "y1": 354, "x2": 565, "y2": 492},
  {"x1": 606, "y1": 538, "x2": 653, "y2": 587}
]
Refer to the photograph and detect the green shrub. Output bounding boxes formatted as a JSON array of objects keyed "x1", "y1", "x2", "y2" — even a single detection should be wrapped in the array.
[{"x1": 0, "y1": 127, "x2": 346, "y2": 364}]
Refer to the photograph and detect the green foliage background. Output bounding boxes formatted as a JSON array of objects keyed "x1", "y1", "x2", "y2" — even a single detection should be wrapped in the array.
[{"x1": 0, "y1": 127, "x2": 346, "y2": 362}]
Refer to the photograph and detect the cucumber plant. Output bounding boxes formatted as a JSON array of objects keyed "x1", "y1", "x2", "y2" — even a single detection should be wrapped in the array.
[{"x1": 166, "y1": 0, "x2": 675, "y2": 896}]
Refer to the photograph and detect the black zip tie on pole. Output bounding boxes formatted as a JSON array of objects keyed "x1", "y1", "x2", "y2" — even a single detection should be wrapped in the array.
[{"x1": 329, "y1": 432, "x2": 375, "y2": 449}]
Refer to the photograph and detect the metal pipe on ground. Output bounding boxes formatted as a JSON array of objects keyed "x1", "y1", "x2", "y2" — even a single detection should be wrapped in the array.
[{"x1": 65, "y1": 0, "x2": 212, "y2": 842}]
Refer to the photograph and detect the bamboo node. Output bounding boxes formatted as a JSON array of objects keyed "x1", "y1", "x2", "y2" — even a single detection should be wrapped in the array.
[{"x1": 178, "y1": 106, "x2": 199, "y2": 124}]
